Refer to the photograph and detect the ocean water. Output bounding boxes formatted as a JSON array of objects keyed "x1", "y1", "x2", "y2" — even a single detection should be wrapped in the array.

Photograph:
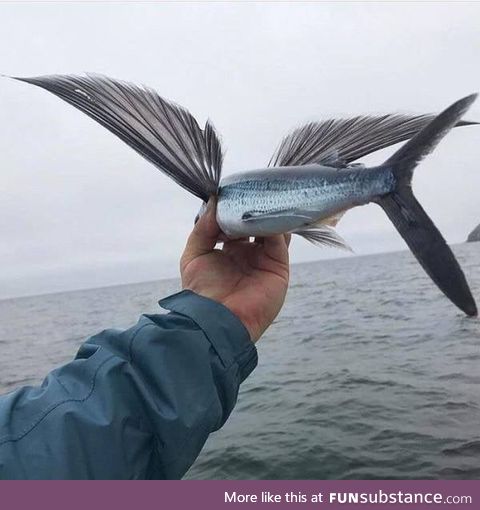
[{"x1": 1, "y1": 244, "x2": 479, "y2": 479}]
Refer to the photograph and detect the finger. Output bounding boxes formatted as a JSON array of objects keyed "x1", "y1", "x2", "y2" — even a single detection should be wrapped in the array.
[
  {"x1": 218, "y1": 232, "x2": 230, "y2": 242},
  {"x1": 257, "y1": 234, "x2": 291, "y2": 247},
  {"x1": 181, "y1": 197, "x2": 220, "y2": 265},
  {"x1": 263, "y1": 234, "x2": 289, "y2": 264},
  {"x1": 222, "y1": 237, "x2": 250, "y2": 254},
  {"x1": 227, "y1": 237, "x2": 249, "y2": 244}
]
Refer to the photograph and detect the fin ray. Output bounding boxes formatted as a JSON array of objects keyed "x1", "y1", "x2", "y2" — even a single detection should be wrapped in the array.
[{"x1": 294, "y1": 226, "x2": 352, "y2": 251}]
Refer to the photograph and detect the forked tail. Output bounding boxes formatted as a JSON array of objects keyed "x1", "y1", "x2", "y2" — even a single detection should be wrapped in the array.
[{"x1": 377, "y1": 94, "x2": 478, "y2": 316}]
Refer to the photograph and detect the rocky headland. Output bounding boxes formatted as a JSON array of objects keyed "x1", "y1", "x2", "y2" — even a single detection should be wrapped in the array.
[{"x1": 467, "y1": 224, "x2": 480, "y2": 242}]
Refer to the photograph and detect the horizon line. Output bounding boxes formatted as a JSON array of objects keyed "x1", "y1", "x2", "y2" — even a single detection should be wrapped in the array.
[{"x1": 1, "y1": 241, "x2": 473, "y2": 303}]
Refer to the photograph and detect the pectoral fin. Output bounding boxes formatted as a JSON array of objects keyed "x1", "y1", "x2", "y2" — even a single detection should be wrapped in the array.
[
  {"x1": 241, "y1": 209, "x2": 313, "y2": 222},
  {"x1": 317, "y1": 149, "x2": 348, "y2": 168}
]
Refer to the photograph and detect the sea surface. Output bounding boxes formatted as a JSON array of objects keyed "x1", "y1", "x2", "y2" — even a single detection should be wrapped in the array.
[{"x1": 1, "y1": 244, "x2": 479, "y2": 479}]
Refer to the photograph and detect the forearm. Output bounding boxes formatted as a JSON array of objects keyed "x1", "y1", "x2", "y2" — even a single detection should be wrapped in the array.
[{"x1": 0, "y1": 290, "x2": 257, "y2": 479}]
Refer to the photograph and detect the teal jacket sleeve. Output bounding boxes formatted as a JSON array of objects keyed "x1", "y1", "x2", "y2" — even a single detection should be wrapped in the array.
[{"x1": 0, "y1": 290, "x2": 257, "y2": 479}]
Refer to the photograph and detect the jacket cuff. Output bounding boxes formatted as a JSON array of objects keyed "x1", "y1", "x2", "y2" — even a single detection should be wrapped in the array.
[{"x1": 158, "y1": 290, "x2": 257, "y2": 382}]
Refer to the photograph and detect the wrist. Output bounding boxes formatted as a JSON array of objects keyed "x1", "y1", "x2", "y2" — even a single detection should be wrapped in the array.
[{"x1": 182, "y1": 285, "x2": 259, "y2": 342}]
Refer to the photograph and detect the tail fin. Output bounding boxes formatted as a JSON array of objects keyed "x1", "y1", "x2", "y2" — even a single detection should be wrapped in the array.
[{"x1": 377, "y1": 94, "x2": 478, "y2": 317}]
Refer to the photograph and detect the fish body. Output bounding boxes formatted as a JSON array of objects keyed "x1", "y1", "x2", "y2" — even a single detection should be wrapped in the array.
[
  {"x1": 7, "y1": 73, "x2": 478, "y2": 316},
  {"x1": 217, "y1": 164, "x2": 395, "y2": 237}
]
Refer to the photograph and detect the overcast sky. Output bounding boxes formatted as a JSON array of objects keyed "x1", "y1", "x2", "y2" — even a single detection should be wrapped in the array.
[{"x1": 1, "y1": 2, "x2": 479, "y2": 299}]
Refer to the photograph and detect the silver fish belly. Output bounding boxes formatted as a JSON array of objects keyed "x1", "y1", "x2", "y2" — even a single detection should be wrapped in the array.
[{"x1": 216, "y1": 164, "x2": 395, "y2": 237}]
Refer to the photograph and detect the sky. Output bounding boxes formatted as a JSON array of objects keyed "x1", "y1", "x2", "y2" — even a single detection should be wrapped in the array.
[{"x1": 1, "y1": 2, "x2": 479, "y2": 299}]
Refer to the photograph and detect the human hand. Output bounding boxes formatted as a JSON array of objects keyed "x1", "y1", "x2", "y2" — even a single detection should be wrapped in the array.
[{"x1": 180, "y1": 198, "x2": 290, "y2": 342}]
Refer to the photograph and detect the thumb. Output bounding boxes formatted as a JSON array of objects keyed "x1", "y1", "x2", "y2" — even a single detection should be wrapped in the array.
[{"x1": 181, "y1": 197, "x2": 220, "y2": 267}]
